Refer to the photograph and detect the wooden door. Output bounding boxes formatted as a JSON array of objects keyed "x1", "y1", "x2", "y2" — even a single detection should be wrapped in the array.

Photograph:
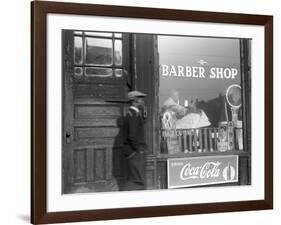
[{"x1": 62, "y1": 30, "x2": 130, "y2": 194}]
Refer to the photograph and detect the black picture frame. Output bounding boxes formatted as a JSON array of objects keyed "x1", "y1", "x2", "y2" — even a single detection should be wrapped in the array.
[{"x1": 31, "y1": 1, "x2": 273, "y2": 224}]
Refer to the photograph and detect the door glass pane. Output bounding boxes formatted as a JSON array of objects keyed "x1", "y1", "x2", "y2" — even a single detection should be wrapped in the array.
[
  {"x1": 74, "y1": 67, "x2": 83, "y2": 77},
  {"x1": 74, "y1": 31, "x2": 83, "y2": 35},
  {"x1": 114, "y1": 69, "x2": 123, "y2": 77},
  {"x1": 114, "y1": 40, "x2": 122, "y2": 66},
  {"x1": 85, "y1": 32, "x2": 112, "y2": 37},
  {"x1": 85, "y1": 38, "x2": 113, "y2": 66},
  {"x1": 74, "y1": 36, "x2": 83, "y2": 65},
  {"x1": 85, "y1": 67, "x2": 113, "y2": 77},
  {"x1": 114, "y1": 33, "x2": 122, "y2": 38}
]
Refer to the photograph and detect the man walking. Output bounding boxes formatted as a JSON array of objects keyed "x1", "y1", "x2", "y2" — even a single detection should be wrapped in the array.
[{"x1": 122, "y1": 90, "x2": 147, "y2": 191}]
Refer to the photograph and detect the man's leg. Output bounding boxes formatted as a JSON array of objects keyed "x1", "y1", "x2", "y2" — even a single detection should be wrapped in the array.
[{"x1": 127, "y1": 152, "x2": 146, "y2": 190}]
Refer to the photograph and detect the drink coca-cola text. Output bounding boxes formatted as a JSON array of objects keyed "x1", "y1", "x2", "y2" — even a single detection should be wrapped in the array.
[{"x1": 180, "y1": 162, "x2": 221, "y2": 180}]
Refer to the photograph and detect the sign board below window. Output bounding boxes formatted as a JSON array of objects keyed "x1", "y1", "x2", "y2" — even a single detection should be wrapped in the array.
[{"x1": 167, "y1": 155, "x2": 239, "y2": 188}]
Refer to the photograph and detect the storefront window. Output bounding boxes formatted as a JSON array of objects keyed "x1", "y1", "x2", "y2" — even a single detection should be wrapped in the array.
[{"x1": 158, "y1": 36, "x2": 246, "y2": 154}]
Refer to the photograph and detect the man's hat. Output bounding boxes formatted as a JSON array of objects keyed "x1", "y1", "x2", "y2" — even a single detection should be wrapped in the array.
[{"x1": 127, "y1": 90, "x2": 147, "y2": 100}]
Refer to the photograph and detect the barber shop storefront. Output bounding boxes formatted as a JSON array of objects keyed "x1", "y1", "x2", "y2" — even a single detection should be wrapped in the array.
[{"x1": 62, "y1": 30, "x2": 251, "y2": 194}]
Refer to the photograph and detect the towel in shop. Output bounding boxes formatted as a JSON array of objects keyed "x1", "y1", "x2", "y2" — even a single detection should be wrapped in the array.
[{"x1": 175, "y1": 110, "x2": 210, "y2": 129}]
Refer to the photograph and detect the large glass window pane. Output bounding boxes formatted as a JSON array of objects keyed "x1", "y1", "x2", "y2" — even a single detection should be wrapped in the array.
[
  {"x1": 114, "y1": 40, "x2": 122, "y2": 66},
  {"x1": 74, "y1": 36, "x2": 83, "y2": 65},
  {"x1": 158, "y1": 36, "x2": 244, "y2": 154},
  {"x1": 85, "y1": 38, "x2": 113, "y2": 66},
  {"x1": 85, "y1": 67, "x2": 113, "y2": 77}
]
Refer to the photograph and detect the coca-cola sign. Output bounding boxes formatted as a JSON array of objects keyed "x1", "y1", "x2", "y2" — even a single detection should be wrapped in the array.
[{"x1": 167, "y1": 155, "x2": 238, "y2": 188}]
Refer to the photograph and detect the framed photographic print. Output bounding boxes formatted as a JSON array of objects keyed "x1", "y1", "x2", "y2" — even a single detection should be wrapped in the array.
[{"x1": 31, "y1": 1, "x2": 273, "y2": 224}]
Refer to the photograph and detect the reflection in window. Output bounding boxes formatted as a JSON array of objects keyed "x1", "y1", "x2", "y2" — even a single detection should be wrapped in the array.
[
  {"x1": 115, "y1": 69, "x2": 123, "y2": 77},
  {"x1": 85, "y1": 67, "x2": 113, "y2": 77},
  {"x1": 85, "y1": 38, "x2": 113, "y2": 66},
  {"x1": 74, "y1": 36, "x2": 83, "y2": 65},
  {"x1": 114, "y1": 40, "x2": 122, "y2": 66}
]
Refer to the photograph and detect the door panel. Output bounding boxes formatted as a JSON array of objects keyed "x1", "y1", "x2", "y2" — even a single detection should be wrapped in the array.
[
  {"x1": 62, "y1": 30, "x2": 130, "y2": 194},
  {"x1": 73, "y1": 83, "x2": 125, "y2": 98},
  {"x1": 73, "y1": 148, "x2": 87, "y2": 183}
]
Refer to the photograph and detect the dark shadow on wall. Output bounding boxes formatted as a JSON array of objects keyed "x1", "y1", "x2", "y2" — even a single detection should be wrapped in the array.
[{"x1": 112, "y1": 116, "x2": 129, "y2": 191}]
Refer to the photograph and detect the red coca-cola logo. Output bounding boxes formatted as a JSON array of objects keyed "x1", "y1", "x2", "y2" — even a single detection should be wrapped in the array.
[{"x1": 180, "y1": 162, "x2": 221, "y2": 180}]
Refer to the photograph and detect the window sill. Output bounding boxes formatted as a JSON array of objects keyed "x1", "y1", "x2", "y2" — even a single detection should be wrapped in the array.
[{"x1": 156, "y1": 150, "x2": 249, "y2": 161}]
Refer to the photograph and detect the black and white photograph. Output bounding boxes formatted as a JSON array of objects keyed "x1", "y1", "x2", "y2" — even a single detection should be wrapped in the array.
[
  {"x1": 61, "y1": 30, "x2": 251, "y2": 194},
  {"x1": 29, "y1": 1, "x2": 274, "y2": 224}
]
